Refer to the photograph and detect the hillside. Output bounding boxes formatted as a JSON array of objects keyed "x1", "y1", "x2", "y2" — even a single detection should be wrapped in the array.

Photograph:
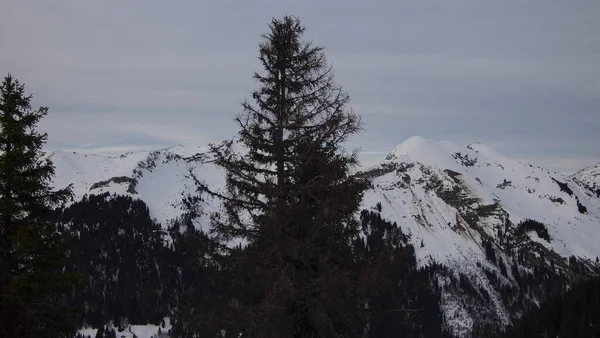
[
  {"x1": 357, "y1": 136, "x2": 600, "y2": 334},
  {"x1": 571, "y1": 162, "x2": 600, "y2": 198},
  {"x1": 361, "y1": 136, "x2": 600, "y2": 263},
  {"x1": 49, "y1": 145, "x2": 224, "y2": 233},
  {"x1": 48, "y1": 137, "x2": 600, "y2": 336}
]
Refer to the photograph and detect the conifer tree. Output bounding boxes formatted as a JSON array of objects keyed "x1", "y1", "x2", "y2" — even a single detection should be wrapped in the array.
[
  {"x1": 0, "y1": 74, "x2": 80, "y2": 337},
  {"x1": 199, "y1": 16, "x2": 375, "y2": 337}
]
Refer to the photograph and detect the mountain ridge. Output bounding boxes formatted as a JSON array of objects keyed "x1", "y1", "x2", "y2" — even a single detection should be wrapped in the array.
[
  {"x1": 48, "y1": 137, "x2": 600, "y2": 264},
  {"x1": 48, "y1": 137, "x2": 600, "y2": 336}
]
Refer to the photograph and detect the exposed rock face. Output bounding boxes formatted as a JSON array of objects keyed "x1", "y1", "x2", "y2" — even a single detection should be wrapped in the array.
[
  {"x1": 49, "y1": 138, "x2": 600, "y2": 336},
  {"x1": 357, "y1": 137, "x2": 600, "y2": 334}
]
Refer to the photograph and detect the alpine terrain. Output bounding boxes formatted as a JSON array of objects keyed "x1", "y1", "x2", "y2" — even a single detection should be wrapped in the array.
[{"x1": 48, "y1": 136, "x2": 600, "y2": 337}]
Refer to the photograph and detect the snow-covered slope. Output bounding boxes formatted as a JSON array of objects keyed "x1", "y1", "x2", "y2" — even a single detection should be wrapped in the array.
[
  {"x1": 356, "y1": 136, "x2": 600, "y2": 334},
  {"x1": 49, "y1": 137, "x2": 600, "y2": 262},
  {"x1": 572, "y1": 162, "x2": 600, "y2": 197},
  {"x1": 361, "y1": 136, "x2": 600, "y2": 263},
  {"x1": 49, "y1": 145, "x2": 224, "y2": 231},
  {"x1": 49, "y1": 137, "x2": 600, "y2": 335},
  {"x1": 78, "y1": 318, "x2": 172, "y2": 338}
]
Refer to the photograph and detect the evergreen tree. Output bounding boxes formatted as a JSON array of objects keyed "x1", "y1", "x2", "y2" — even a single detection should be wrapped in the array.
[
  {"x1": 505, "y1": 276, "x2": 600, "y2": 338},
  {"x1": 194, "y1": 15, "x2": 374, "y2": 337},
  {"x1": 52, "y1": 193, "x2": 186, "y2": 327},
  {"x1": 0, "y1": 74, "x2": 81, "y2": 337}
]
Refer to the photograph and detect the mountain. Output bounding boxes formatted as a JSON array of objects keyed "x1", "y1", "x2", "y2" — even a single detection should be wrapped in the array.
[
  {"x1": 48, "y1": 146, "x2": 224, "y2": 334},
  {"x1": 571, "y1": 162, "x2": 600, "y2": 198},
  {"x1": 362, "y1": 136, "x2": 599, "y2": 262},
  {"x1": 357, "y1": 136, "x2": 600, "y2": 334},
  {"x1": 48, "y1": 137, "x2": 600, "y2": 337},
  {"x1": 49, "y1": 145, "x2": 224, "y2": 233}
]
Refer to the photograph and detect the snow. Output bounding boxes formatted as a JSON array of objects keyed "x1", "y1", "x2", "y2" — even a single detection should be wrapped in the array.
[
  {"x1": 50, "y1": 150, "x2": 148, "y2": 198},
  {"x1": 361, "y1": 136, "x2": 600, "y2": 332},
  {"x1": 49, "y1": 137, "x2": 600, "y2": 267},
  {"x1": 385, "y1": 136, "x2": 463, "y2": 171},
  {"x1": 572, "y1": 162, "x2": 600, "y2": 190},
  {"x1": 49, "y1": 146, "x2": 224, "y2": 231},
  {"x1": 77, "y1": 328, "x2": 98, "y2": 337},
  {"x1": 49, "y1": 137, "x2": 600, "y2": 335},
  {"x1": 373, "y1": 136, "x2": 600, "y2": 262},
  {"x1": 466, "y1": 142, "x2": 501, "y2": 158},
  {"x1": 77, "y1": 319, "x2": 172, "y2": 338}
]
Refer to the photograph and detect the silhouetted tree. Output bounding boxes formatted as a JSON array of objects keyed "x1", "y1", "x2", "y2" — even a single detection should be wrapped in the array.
[
  {"x1": 505, "y1": 277, "x2": 600, "y2": 338},
  {"x1": 192, "y1": 15, "x2": 374, "y2": 337},
  {"x1": 0, "y1": 74, "x2": 81, "y2": 337}
]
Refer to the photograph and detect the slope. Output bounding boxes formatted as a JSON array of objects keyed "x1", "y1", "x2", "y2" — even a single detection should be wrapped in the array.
[
  {"x1": 357, "y1": 136, "x2": 600, "y2": 335},
  {"x1": 49, "y1": 146, "x2": 224, "y2": 231},
  {"x1": 48, "y1": 138, "x2": 600, "y2": 336},
  {"x1": 571, "y1": 162, "x2": 600, "y2": 198}
]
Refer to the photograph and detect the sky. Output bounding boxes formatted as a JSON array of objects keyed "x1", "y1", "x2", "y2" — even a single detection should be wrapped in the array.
[{"x1": 1, "y1": 0, "x2": 599, "y2": 172}]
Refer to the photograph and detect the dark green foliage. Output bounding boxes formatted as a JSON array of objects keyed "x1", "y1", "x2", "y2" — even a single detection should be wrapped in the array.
[
  {"x1": 576, "y1": 197, "x2": 587, "y2": 214},
  {"x1": 577, "y1": 202, "x2": 587, "y2": 214},
  {"x1": 516, "y1": 219, "x2": 551, "y2": 242},
  {"x1": 0, "y1": 74, "x2": 82, "y2": 337},
  {"x1": 498, "y1": 258, "x2": 507, "y2": 278},
  {"x1": 94, "y1": 326, "x2": 116, "y2": 338},
  {"x1": 53, "y1": 194, "x2": 169, "y2": 326},
  {"x1": 496, "y1": 179, "x2": 512, "y2": 189},
  {"x1": 505, "y1": 277, "x2": 600, "y2": 338},
  {"x1": 552, "y1": 178, "x2": 574, "y2": 196},
  {"x1": 475, "y1": 202, "x2": 501, "y2": 218},
  {"x1": 482, "y1": 239, "x2": 497, "y2": 264},
  {"x1": 93, "y1": 327, "x2": 117, "y2": 338},
  {"x1": 453, "y1": 152, "x2": 477, "y2": 167},
  {"x1": 54, "y1": 192, "x2": 588, "y2": 337},
  {"x1": 51, "y1": 193, "x2": 216, "y2": 329},
  {"x1": 192, "y1": 15, "x2": 374, "y2": 337},
  {"x1": 444, "y1": 169, "x2": 462, "y2": 182},
  {"x1": 358, "y1": 209, "x2": 449, "y2": 338},
  {"x1": 567, "y1": 255, "x2": 591, "y2": 275},
  {"x1": 171, "y1": 319, "x2": 184, "y2": 337}
]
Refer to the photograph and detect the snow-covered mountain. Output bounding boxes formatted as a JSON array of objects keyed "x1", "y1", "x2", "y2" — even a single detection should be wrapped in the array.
[
  {"x1": 49, "y1": 145, "x2": 224, "y2": 232},
  {"x1": 571, "y1": 162, "x2": 600, "y2": 197},
  {"x1": 48, "y1": 137, "x2": 600, "y2": 336},
  {"x1": 361, "y1": 136, "x2": 600, "y2": 265},
  {"x1": 356, "y1": 136, "x2": 600, "y2": 334}
]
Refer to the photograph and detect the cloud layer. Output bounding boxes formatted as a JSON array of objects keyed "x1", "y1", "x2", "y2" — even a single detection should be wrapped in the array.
[{"x1": 1, "y1": 0, "x2": 598, "y2": 172}]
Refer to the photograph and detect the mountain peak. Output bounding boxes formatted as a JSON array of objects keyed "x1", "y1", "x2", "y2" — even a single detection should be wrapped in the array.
[
  {"x1": 388, "y1": 136, "x2": 429, "y2": 157},
  {"x1": 466, "y1": 142, "x2": 500, "y2": 158},
  {"x1": 571, "y1": 162, "x2": 600, "y2": 193},
  {"x1": 384, "y1": 136, "x2": 464, "y2": 170},
  {"x1": 49, "y1": 140, "x2": 600, "y2": 335}
]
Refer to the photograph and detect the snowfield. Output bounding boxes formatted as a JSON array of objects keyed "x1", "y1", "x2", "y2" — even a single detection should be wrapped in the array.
[
  {"x1": 49, "y1": 136, "x2": 600, "y2": 336},
  {"x1": 357, "y1": 137, "x2": 600, "y2": 334},
  {"x1": 49, "y1": 146, "x2": 225, "y2": 233},
  {"x1": 363, "y1": 136, "x2": 600, "y2": 263},
  {"x1": 572, "y1": 162, "x2": 600, "y2": 192},
  {"x1": 78, "y1": 318, "x2": 172, "y2": 338}
]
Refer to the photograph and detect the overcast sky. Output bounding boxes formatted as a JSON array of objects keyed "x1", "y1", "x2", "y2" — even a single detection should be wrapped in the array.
[{"x1": 1, "y1": 0, "x2": 598, "y2": 172}]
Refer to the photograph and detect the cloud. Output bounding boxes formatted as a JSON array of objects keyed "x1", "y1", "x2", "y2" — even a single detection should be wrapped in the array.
[{"x1": 1, "y1": 0, "x2": 599, "y2": 172}]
